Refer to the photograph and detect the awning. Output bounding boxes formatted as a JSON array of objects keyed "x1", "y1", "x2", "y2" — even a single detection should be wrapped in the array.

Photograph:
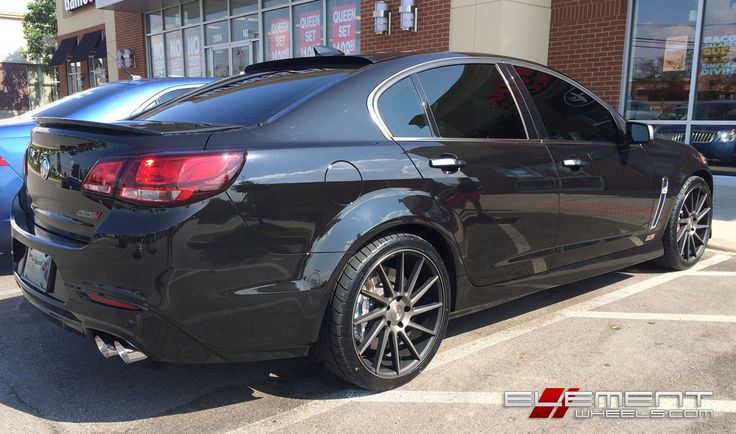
[
  {"x1": 49, "y1": 37, "x2": 77, "y2": 66},
  {"x1": 96, "y1": 39, "x2": 107, "y2": 59},
  {"x1": 70, "y1": 31, "x2": 102, "y2": 62}
]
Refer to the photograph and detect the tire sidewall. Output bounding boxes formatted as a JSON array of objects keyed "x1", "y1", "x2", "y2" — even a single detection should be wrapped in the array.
[
  {"x1": 662, "y1": 177, "x2": 712, "y2": 269},
  {"x1": 339, "y1": 235, "x2": 451, "y2": 390}
]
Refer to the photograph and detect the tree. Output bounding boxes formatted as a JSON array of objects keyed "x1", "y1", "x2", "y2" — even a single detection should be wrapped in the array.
[{"x1": 21, "y1": 0, "x2": 58, "y2": 66}]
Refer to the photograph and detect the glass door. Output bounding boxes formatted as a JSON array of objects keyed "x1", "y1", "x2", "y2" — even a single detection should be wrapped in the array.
[{"x1": 206, "y1": 45, "x2": 231, "y2": 78}]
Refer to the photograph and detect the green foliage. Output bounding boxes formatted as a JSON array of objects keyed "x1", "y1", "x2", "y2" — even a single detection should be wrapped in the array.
[{"x1": 21, "y1": 0, "x2": 58, "y2": 66}]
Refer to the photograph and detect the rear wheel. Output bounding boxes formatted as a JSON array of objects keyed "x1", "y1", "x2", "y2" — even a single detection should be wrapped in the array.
[
  {"x1": 660, "y1": 176, "x2": 712, "y2": 270},
  {"x1": 314, "y1": 233, "x2": 450, "y2": 390}
]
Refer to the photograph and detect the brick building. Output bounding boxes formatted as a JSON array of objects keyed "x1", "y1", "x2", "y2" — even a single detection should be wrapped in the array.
[{"x1": 53, "y1": 0, "x2": 736, "y2": 144}]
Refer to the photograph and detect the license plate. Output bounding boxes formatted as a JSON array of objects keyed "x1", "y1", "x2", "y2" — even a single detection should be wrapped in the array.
[{"x1": 22, "y1": 248, "x2": 55, "y2": 292}]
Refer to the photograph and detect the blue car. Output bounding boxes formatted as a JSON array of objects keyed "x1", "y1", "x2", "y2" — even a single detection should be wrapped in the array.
[{"x1": 0, "y1": 78, "x2": 214, "y2": 268}]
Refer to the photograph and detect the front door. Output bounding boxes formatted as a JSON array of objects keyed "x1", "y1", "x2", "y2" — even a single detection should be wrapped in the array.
[
  {"x1": 377, "y1": 63, "x2": 559, "y2": 288},
  {"x1": 511, "y1": 65, "x2": 657, "y2": 268}
]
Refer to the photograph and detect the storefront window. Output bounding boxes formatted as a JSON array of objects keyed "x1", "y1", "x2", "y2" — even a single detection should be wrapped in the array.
[
  {"x1": 183, "y1": 1, "x2": 201, "y2": 25},
  {"x1": 150, "y1": 34, "x2": 166, "y2": 78},
  {"x1": 67, "y1": 61, "x2": 84, "y2": 94},
  {"x1": 206, "y1": 20, "x2": 230, "y2": 45},
  {"x1": 184, "y1": 27, "x2": 204, "y2": 77},
  {"x1": 263, "y1": 0, "x2": 288, "y2": 9},
  {"x1": 89, "y1": 57, "x2": 108, "y2": 87},
  {"x1": 328, "y1": 0, "x2": 360, "y2": 55},
  {"x1": 166, "y1": 32, "x2": 186, "y2": 76},
  {"x1": 147, "y1": 11, "x2": 163, "y2": 33},
  {"x1": 265, "y1": 8, "x2": 290, "y2": 60},
  {"x1": 164, "y1": 6, "x2": 182, "y2": 30},
  {"x1": 695, "y1": 0, "x2": 736, "y2": 120},
  {"x1": 231, "y1": 15, "x2": 260, "y2": 42},
  {"x1": 294, "y1": 2, "x2": 323, "y2": 57},
  {"x1": 232, "y1": 0, "x2": 257, "y2": 15},
  {"x1": 626, "y1": 0, "x2": 698, "y2": 120},
  {"x1": 204, "y1": 0, "x2": 228, "y2": 21},
  {"x1": 625, "y1": 0, "x2": 736, "y2": 145},
  {"x1": 146, "y1": 0, "x2": 361, "y2": 78}
]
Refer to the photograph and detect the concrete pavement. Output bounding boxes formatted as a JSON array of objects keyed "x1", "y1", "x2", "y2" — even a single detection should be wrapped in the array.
[{"x1": 711, "y1": 175, "x2": 736, "y2": 253}]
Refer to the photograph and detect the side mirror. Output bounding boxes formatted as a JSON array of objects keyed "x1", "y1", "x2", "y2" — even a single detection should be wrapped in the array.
[{"x1": 627, "y1": 122, "x2": 654, "y2": 145}]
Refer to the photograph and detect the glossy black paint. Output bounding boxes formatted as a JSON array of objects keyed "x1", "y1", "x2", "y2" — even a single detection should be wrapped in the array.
[{"x1": 11, "y1": 52, "x2": 710, "y2": 363}]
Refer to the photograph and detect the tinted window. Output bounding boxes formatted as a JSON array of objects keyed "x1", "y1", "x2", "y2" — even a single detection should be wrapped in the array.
[
  {"x1": 514, "y1": 66, "x2": 620, "y2": 142},
  {"x1": 139, "y1": 70, "x2": 347, "y2": 126},
  {"x1": 377, "y1": 78, "x2": 431, "y2": 137},
  {"x1": 416, "y1": 64, "x2": 526, "y2": 139}
]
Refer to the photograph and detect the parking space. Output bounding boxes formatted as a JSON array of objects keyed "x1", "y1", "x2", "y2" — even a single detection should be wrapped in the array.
[{"x1": 0, "y1": 250, "x2": 735, "y2": 433}]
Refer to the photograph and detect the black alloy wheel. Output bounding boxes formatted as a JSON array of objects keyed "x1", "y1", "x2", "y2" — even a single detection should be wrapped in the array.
[
  {"x1": 314, "y1": 233, "x2": 450, "y2": 390},
  {"x1": 660, "y1": 176, "x2": 712, "y2": 270}
]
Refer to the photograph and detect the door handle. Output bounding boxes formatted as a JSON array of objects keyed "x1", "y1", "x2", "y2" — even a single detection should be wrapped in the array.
[
  {"x1": 429, "y1": 155, "x2": 466, "y2": 173},
  {"x1": 562, "y1": 158, "x2": 584, "y2": 169}
]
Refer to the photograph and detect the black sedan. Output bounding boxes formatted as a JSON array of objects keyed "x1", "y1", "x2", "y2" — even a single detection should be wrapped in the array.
[{"x1": 11, "y1": 51, "x2": 712, "y2": 390}]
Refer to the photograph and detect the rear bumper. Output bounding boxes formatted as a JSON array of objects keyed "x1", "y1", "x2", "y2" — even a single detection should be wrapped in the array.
[{"x1": 10, "y1": 193, "x2": 344, "y2": 363}]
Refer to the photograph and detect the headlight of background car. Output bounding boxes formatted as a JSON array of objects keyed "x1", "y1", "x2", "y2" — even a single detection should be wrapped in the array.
[{"x1": 719, "y1": 129, "x2": 736, "y2": 142}]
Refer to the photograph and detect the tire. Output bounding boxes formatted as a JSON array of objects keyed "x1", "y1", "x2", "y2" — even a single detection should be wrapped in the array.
[
  {"x1": 659, "y1": 176, "x2": 712, "y2": 270},
  {"x1": 313, "y1": 232, "x2": 451, "y2": 390}
]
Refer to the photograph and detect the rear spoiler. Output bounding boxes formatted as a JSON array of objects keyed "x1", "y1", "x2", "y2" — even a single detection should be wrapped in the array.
[
  {"x1": 244, "y1": 55, "x2": 375, "y2": 75},
  {"x1": 33, "y1": 117, "x2": 163, "y2": 136}
]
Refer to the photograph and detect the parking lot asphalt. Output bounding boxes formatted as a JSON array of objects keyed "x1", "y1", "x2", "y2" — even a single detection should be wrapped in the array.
[{"x1": 1, "y1": 249, "x2": 734, "y2": 433}]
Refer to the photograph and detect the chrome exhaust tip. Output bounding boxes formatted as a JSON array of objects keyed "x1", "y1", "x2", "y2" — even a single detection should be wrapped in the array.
[
  {"x1": 95, "y1": 335, "x2": 117, "y2": 358},
  {"x1": 114, "y1": 340, "x2": 148, "y2": 364}
]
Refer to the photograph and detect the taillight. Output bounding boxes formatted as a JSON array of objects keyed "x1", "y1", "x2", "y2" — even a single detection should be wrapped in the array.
[
  {"x1": 0, "y1": 155, "x2": 8, "y2": 166},
  {"x1": 81, "y1": 161, "x2": 125, "y2": 195},
  {"x1": 81, "y1": 152, "x2": 245, "y2": 205}
]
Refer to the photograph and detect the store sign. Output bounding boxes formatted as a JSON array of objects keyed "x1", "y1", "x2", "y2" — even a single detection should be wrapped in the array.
[
  {"x1": 298, "y1": 11, "x2": 322, "y2": 57},
  {"x1": 700, "y1": 34, "x2": 736, "y2": 76},
  {"x1": 330, "y1": 4, "x2": 358, "y2": 55},
  {"x1": 167, "y1": 32, "x2": 185, "y2": 77},
  {"x1": 269, "y1": 18, "x2": 290, "y2": 60},
  {"x1": 150, "y1": 34, "x2": 166, "y2": 78},
  {"x1": 64, "y1": 0, "x2": 95, "y2": 13},
  {"x1": 185, "y1": 28, "x2": 203, "y2": 77}
]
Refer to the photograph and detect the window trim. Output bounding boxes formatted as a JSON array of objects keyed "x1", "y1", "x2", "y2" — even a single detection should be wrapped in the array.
[{"x1": 367, "y1": 57, "x2": 531, "y2": 142}]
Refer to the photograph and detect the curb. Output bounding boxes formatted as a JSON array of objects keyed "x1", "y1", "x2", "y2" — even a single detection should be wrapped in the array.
[{"x1": 709, "y1": 238, "x2": 735, "y2": 254}]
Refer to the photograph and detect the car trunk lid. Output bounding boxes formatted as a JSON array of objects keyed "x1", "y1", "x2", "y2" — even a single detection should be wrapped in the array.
[{"x1": 26, "y1": 120, "x2": 223, "y2": 241}]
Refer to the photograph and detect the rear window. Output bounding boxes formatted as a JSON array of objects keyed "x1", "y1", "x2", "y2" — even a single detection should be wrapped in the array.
[
  {"x1": 138, "y1": 70, "x2": 348, "y2": 126},
  {"x1": 33, "y1": 83, "x2": 133, "y2": 118}
]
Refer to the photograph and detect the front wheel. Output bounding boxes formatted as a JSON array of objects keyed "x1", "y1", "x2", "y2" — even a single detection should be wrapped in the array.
[
  {"x1": 659, "y1": 176, "x2": 712, "y2": 270},
  {"x1": 313, "y1": 233, "x2": 451, "y2": 390}
]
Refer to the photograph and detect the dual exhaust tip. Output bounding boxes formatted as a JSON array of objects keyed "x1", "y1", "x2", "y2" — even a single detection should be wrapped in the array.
[{"x1": 95, "y1": 335, "x2": 148, "y2": 364}]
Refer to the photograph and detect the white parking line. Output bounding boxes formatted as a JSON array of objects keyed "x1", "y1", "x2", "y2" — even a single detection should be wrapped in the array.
[
  {"x1": 0, "y1": 288, "x2": 21, "y2": 301},
  {"x1": 689, "y1": 271, "x2": 736, "y2": 277},
  {"x1": 232, "y1": 254, "x2": 731, "y2": 433},
  {"x1": 568, "y1": 311, "x2": 736, "y2": 323}
]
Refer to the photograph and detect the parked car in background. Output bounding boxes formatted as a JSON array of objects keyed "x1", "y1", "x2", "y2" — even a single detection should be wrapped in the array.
[
  {"x1": 11, "y1": 52, "x2": 712, "y2": 391},
  {"x1": 626, "y1": 100, "x2": 661, "y2": 120},
  {"x1": 0, "y1": 78, "x2": 214, "y2": 269},
  {"x1": 655, "y1": 125, "x2": 736, "y2": 165}
]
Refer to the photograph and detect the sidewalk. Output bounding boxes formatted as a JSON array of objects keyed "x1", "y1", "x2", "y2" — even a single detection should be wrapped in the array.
[{"x1": 711, "y1": 175, "x2": 736, "y2": 252}]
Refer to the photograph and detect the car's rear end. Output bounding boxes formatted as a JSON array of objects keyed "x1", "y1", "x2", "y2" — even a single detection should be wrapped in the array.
[
  {"x1": 11, "y1": 119, "x2": 245, "y2": 362},
  {"x1": 10, "y1": 64, "x2": 370, "y2": 364}
]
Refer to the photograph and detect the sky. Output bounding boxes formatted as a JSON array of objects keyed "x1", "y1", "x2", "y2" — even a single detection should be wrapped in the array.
[{"x1": 0, "y1": 0, "x2": 32, "y2": 15}]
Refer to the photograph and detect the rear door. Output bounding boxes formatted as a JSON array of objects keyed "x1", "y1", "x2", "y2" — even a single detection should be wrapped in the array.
[
  {"x1": 510, "y1": 65, "x2": 657, "y2": 268},
  {"x1": 376, "y1": 61, "x2": 559, "y2": 287}
]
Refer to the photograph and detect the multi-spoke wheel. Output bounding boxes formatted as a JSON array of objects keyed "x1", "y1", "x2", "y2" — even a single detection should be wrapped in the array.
[
  {"x1": 314, "y1": 233, "x2": 450, "y2": 390},
  {"x1": 660, "y1": 176, "x2": 712, "y2": 270}
]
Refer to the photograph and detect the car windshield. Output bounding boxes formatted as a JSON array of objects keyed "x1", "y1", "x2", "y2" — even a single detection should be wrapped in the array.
[
  {"x1": 137, "y1": 69, "x2": 348, "y2": 127},
  {"x1": 31, "y1": 83, "x2": 134, "y2": 118}
]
